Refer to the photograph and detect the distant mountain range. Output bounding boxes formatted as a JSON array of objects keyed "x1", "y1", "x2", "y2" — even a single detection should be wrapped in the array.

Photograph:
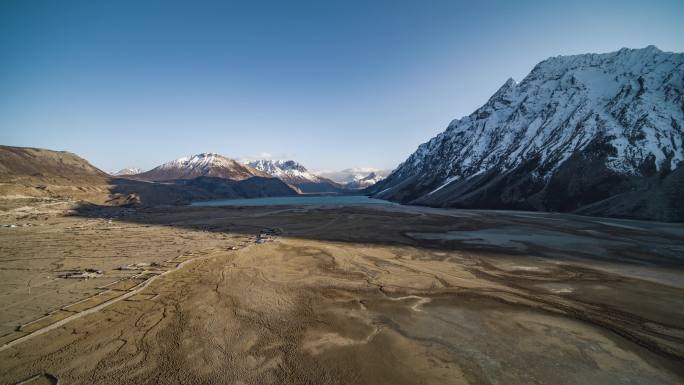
[
  {"x1": 133, "y1": 153, "x2": 269, "y2": 182},
  {"x1": 247, "y1": 159, "x2": 344, "y2": 193},
  {"x1": 114, "y1": 156, "x2": 386, "y2": 193},
  {"x1": 0, "y1": 147, "x2": 297, "y2": 206},
  {"x1": 344, "y1": 172, "x2": 386, "y2": 189},
  {"x1": 315, "y1": 167, "x2": 390, "y2": 190},
  {"x1": 368, "y1": 46, "x2": 684, "y2": 221},
  {"x1": 112, "y1": 167, "x2": 142, "y2": 176}
]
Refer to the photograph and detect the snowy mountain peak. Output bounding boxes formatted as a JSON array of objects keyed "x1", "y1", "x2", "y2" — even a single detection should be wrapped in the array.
[
  {"x1": 370, "y1": 46, "x2": 684, "y2": 221},
  {"x1": 248, "y1": 159, "x2": 308, "y2": 175},
  {"x1": 317, "y1": 168, "x2": 391, "y2": 184},
  {"x1": 160, "y1": 153, "x2": 240, "y2": 170},
  {"x1": 499, "y1": 77, "x2": 517, "y2": 91},
  {"x1": 344, "y1": 171, "x2": 386, "y2": 189},
  {"x1": 112, "y1": 167, "x2": 142, "y2": 176},
  {"x1": 136, "y1": 153, "x2": 268, "y2": 181},
  {"x1": 247, "y1": 159, "x2": 345, "y2": 193}
]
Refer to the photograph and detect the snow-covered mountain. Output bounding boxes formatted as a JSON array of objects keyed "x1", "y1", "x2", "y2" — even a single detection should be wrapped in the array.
[
  {"x1": 112, "y1": 167, "x2": 142, "y2": 176},
  {"x1": 318, "y1": 168, "x2": 391, "y2": 185},
  {"x1": 344, "y1": 172, "x2": 386, "y2": 189},
  {"x1": 136, "y1": 153, "x2": 270, "y2": 181},
  {"x1": 368, "y1": 46, "x2": 684, "y2": 221},
  {"x1": 247, "y1": 160, "x2": 344, "y2": 193}
]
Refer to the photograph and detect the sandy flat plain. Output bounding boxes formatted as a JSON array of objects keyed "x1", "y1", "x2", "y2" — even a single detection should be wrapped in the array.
[{"x1": 1, "y1": 198, "x2": 684, "y2": 384}]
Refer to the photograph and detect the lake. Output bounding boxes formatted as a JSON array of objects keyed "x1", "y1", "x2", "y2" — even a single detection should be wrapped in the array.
[{"x1": 191, "y1": 195, "x2": 395, "y2": 207}]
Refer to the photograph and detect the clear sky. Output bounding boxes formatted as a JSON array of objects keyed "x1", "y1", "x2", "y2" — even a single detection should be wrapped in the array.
[{"x1": 1, "y1": 0, "x2": 683, "y2": 173}]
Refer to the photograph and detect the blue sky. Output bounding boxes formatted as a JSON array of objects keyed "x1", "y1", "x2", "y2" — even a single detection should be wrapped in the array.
[{"x1": 1, "y1": 0, "x2": 683, "y2": 172}]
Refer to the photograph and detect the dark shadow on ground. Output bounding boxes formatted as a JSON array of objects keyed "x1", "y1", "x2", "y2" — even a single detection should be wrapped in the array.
[
  {"x1": 104, "y1": 176, "x2": 300, "y2": 206},
  {"x1": 60, "y1": 188, "x2": 684, "y2": 367},
  {"x1": 70, "y1": 197, "x2": 684, "y2": 270}
]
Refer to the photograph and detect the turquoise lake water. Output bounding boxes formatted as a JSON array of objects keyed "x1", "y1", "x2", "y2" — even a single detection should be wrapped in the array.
[{"x1": 191, "y1": 195, "x2": 395, "y2": 207}]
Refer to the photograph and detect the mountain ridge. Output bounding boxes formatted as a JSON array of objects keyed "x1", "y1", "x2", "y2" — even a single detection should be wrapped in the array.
[
  {"x1": 368, "y1": 46, "x2": 684, "y2": 221},
  {"x1": 0, "y1": 147, "x2": 299, "y2": 206},
  {"x1": 317, "y1": 167, "x2": 391, "y2": 190},
  {"x1": 344, "y1": 172, "x2": 385, "y2": 189},
  {"x1": 0, "y1": 145, "x2": 109, "y2": 183},
  {"x1": 112, "y1": 167, "x2": 142, "y2": 176},
  {"x1": 135, "y1": 153, "x2": 269, "y2": 182},
  {"x1": 247, "y1": 159, "x2": 345, "y2": 193}
]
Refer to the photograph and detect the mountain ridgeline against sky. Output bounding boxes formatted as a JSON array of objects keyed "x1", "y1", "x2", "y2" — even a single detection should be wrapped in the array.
[
  {"x1": 134, "y1": 153, "x2": 270, "y2": 182},
  {"x1": 0, "y1": 145, "x2": 108, "y2": 184},
  {"x1": 0, "y1": 147, "x2": 298, "y2": 205},
  {"x1": 317, "y1": 168, "x2": 391, "y2": 190},
  {"x1": 108, "y1": 154, "x2": 380, "y2": 194},
  {"x1": 112, "y1": 168, "x2": 142, "y2": 176},
  {"x1": 247, "y1": 160, "x2": 344, "y2": 193},
  {"x1": 344, "y1": 172, "x2": 386, "y2": 189},
  {"x1": 368, "y1": 46, "x2": 684, "y2": 221}
]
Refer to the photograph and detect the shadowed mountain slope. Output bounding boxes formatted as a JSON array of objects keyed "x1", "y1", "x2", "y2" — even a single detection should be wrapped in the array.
[{"x1": 368, "y1": 46, "x2": 684, "y2": 221}]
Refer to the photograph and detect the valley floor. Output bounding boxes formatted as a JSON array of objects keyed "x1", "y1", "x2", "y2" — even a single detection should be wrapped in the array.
[{"x1": 1, "y1": 199, "x2": 683, "y2": 384}]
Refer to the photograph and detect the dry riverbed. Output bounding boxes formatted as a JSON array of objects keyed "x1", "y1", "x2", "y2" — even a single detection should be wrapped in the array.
[{"x1": 1, "y1": 199, "x2": 683, "y2": 384}]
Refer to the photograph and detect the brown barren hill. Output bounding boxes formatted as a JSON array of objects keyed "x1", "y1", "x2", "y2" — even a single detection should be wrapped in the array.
[
  {"x1": 0, "y1": 145, "x2": 108, "y2": 184},
  {"x1": 0, "y1": 145, "x2": 112, "y2": 205}
]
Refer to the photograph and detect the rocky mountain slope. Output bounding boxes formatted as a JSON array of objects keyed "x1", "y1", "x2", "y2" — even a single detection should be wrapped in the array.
[
  {"x1": 248, "y1": 159, "x2": 344, "y2": 193},
  {"x1": 368, "y1": 46, "x2": 684, "y2": 221},
  {"x1": 136, "y1": 153, "x2": 269, "y2": 182},
  {"x1": 0, "y1": 145, "x2": 108, "y2": 184},
  {"x1": 0, "y1": 146, "x2": 110, "y2": 204},
  {"x1": 0, "y1": 145, "x2": 112, "y2": 205}
]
